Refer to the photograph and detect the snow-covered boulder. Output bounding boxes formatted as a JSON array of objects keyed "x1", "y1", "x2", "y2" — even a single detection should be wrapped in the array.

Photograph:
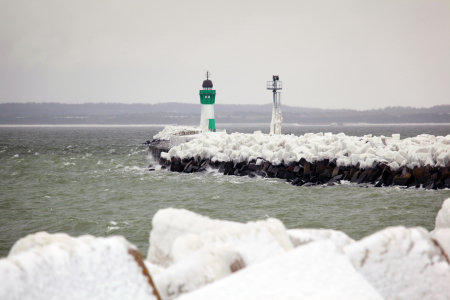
[
  {"x1": 177, "y1": 241, "x2": 384, "y2": 300},
  {"x1": 0, "y1": 234, "x2": 160, "y2": 300},
  {"x1": 147, "y1": 208, "x2": 244, "y2": 266},
  {"x1": 433, "y1": 198, "x2": 450, "y2": 231},
  {"x1": 344, "y1": 226, "x2": 450, "y2": 300},
  {"x1": 287, "y1": 228, "x2": 355, "y2": 249},
  {"x1": 154, "y1": 247, "x2": 245, "y2": 300},
  {"x1": 171, "y1": 218, "x2": 293, "y2": 266},
  {"x1": 8, "y1": 231, "x2": 73, "y2": 256},
  {"x1": 430, "y1": 228, "x2": 450, "y2": 262}
]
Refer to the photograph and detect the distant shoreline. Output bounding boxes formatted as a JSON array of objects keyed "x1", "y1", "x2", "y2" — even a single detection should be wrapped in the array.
[{"x1": 1, "y1": 123, "x2": 450, "y2": 128}]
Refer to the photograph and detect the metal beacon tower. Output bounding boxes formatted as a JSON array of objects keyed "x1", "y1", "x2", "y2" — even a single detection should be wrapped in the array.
[
  {"x1": 267, "y1": 75, "x2": 283, "y2": 135},
  {"x1": 199, "y1": 71, "x2": 216, "y2": 132}
]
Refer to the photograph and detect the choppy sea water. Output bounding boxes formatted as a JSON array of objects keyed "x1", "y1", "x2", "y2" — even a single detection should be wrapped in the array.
[{"x1": 1, "y1": 124, "x2": 449, "y2": 258}]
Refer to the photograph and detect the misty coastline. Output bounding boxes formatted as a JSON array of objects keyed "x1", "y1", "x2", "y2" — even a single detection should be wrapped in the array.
[{"x1": 1, "y1": 102, "x2": 449, "y2": 125}]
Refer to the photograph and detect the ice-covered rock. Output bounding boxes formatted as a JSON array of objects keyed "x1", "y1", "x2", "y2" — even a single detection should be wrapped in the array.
[
  {"x1": 344, "y1": 226, "x2": 450, "y2": 300},
  {"x1": 0, "y1": 234, "x2": 160, "y2": 300},
  {"x1": 155, "y1": 126, "x2": 450, "y2": 170},
  {"x1": 178, "y1": 241, "x2": 384, "y2": 300},
  {"x1": 433, "y1": 198, "x2": 450, "y2": 231},
  {"x1": 154, "y1": 247, "x2": 245, "y2": 300},
  {"x1": 171, "y1": 218, "x2": 293, "y2": 266},
  {"x1": 430, "y1": 228, "x2": 450, "y2": 262},
  {"x1": 147, "y1": 208, "x2": 244, "y2": 266},
  {"x1": 287, "y1": 228, "x2": 355, "y2": 249},
  {"x1": 153, "y1": 125, "x2": 203, "y2": 141},
  {"x1": 8, "y1": 231, "x2": 73, "y2": 256}
]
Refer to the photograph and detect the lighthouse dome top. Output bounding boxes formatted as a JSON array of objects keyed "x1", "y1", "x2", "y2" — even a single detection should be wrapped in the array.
[{"x1": 202, "y1": 79, "x2": 213, "y2": 89}]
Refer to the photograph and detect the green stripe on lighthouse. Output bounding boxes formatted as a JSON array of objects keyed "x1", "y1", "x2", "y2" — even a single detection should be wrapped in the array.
[{"x1": 208, "y1": 119, "x2": 215, "y2": 132}]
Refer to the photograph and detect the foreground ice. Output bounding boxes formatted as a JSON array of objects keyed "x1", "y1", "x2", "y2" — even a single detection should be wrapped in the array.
[
  {"x1": 287, "y1": 228, "x2": 355, "y2": 249},
  {"x1": 160, "y1": 129, "x2": 450, "y2": 171},
  {"x1": 3, "y1": 199, "x2": 450, "y2": 299},
  {"x1": 177, "y1": 241, "x2": 384, "y2": 300},
  {"x1": 154, "y1": 247, "x2": 245, "y2": 300},
  {"x1": 434, "y1": 198, "x2": 450, "y2": 231},
  {"x1": 147, "y1": 208, "x2": 244, "y2": 267},
  {"x1": 344, "y1": 226, "x2": 450, "y2": 300},
  {"x1": 0, "y1": 233, "x2": 159, "y2": 300}
]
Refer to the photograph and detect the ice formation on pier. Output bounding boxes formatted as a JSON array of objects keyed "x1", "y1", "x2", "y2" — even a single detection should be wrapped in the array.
[
  {"x1": 153, "y1": 126, "x2": 203, "y2": 141},
  {"x1": 161, "y1": 130, "x2": 450, "y2": 171}
]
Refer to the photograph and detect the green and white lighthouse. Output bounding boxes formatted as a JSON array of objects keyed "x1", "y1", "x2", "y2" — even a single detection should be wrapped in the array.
[{"x1": 199, "y1": 71, "x2": 216, "y2": 132}]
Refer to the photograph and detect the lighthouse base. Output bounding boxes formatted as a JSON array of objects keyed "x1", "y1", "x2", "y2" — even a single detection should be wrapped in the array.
[{"x1": 200, "y1": 104, "x2": 215, "y2": 132}]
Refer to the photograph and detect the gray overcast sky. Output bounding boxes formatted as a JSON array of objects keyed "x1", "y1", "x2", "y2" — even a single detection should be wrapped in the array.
[{"x1": 0, "y1": 0, "x2": 449, "y2": 110}]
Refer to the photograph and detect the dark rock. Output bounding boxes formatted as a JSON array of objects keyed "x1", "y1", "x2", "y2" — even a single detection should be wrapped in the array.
[
  {"x1": 357, "y1": 172, "x2": 368, "y2": 184},
  {"x1": 296, "y1": 179, "x2": 305, "y2": 186},
  {"x1": 276, "y1": 170, "x2": 286, "y2": 179},
  {"x1": 393, "y1": 172, "x2": 413, "y2": 186},
  {"x1": 331, "y1": 167, "x2": 341, "y2": 177},
  {"x1": 317, "y1": 172, "x2": 331, "y2": 184},
  {"x1": 248, "y1": 163, "x2": 257, "y2": 170},
  {"x1": 304, "y1": 163, "x2": 311, "y2": 176},
  {"x1": 413, "y1": 166, "x2": 430, "y2": 184},
  {"x1": 374, "y1": 181, "x2": 383, "y2": 187},
  {"x1": 285, "y1": 172, "x2": 295, "y2": 180},
  {"x1": 383, "y1": 174, "x2": 396, "y2": 186},
  {"x1": 350, "y1": 171, "x2": 361, "y2": 183}
]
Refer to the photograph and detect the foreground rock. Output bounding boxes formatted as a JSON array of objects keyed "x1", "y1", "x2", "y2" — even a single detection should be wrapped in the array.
[
  {"x1": 154, "y1": 247, "x2": 245, "y2": 300},
  {"x1": 344, "y1": 226, "x2": 450, "y2": 300},
  {"x1": 287, "y1": 228, "x2": 355, "y2": 249},
  {"x1": 433, "y1": 198, "x2": 450, "y2": 230},
  {"x1": 177, "y1": 241, "x2": 384, "y2": 300},
  {"x1": 147, "y1": 208, "x2": 244, "y2": 267},
  {"x1": 0, "y1": 233, "x2": 160, "y2": 300}
]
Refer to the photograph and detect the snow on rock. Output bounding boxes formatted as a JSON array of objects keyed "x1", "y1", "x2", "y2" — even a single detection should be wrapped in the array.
[
  {"x1": 344, "y1": 226, "x2": 450, "y2": 300},
  {"x1": 287, "y1": 228, "x2": 355, "y2": 249},
  {"x1": 159, "y1": 129, "x2": 450, "y2": 170},
  {"x1": 147, "y1": 208, "x2": 244, "y2": 267},
  {"x1": 430, "y1": 228, "x2": 450, "y2": 262},
  {"x1": 171, "y1": 218, "x2": 294, "y2": 266},
  {"x1": 153, "y1": 125, "x2": 203, "y2": 141},
  {"x1": 8, "y1": 231, "x2": 73, "y2": 256},
  {"x1": 177, "y1": 241, "x2": 384, "y2": 300},
  {"x1": 0, "y1": 234, "x2": 160, "y2": 300},
  {"x1": 433, "y1": 198, "x2": 450, "y2": 231},
  {"x1": 154, "y1": 247, "x2": 245, "y2": 300}
]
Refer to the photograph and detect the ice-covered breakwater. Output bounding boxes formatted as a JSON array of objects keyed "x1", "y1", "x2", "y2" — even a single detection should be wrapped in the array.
[{"x1": 149, "y1": 128, "x2": 450, "y2": 189}]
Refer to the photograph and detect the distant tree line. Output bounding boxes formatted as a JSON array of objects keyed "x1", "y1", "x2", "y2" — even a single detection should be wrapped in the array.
[{"x1": 0, "y1": 102, "x2": 449, "y2": 125}]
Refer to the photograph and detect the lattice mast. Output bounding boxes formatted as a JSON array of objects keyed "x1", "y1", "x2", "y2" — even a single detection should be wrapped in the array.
[
  {"x1": 267, "y1": 75, "x2": 283, "y2": 135},
  {"x1": 199, "y1": 71, "x2": 216, "y2": 132}
]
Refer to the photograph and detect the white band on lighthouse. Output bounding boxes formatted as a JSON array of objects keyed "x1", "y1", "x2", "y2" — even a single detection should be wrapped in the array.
[{"x1": 200, "y1": 104, "x2": 215, "y2": 130}]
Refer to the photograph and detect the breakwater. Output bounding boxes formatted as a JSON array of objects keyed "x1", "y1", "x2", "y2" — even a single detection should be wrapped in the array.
[{"x1": 149, "y1": 141, "x2": 450, "y2": 190}]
